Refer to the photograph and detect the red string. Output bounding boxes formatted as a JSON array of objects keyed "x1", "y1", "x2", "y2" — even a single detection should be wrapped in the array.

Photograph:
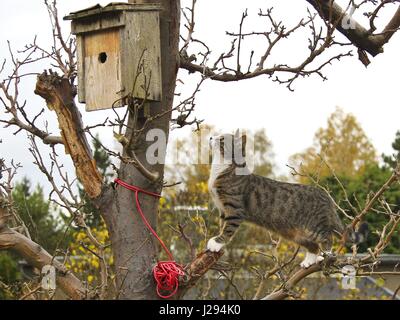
[
  {"x1": 153, "y1": 261, "x2": 185, "y2": 299},
  {"x1": 114, "y1": 178, "x2": 184, "y2": 299}
]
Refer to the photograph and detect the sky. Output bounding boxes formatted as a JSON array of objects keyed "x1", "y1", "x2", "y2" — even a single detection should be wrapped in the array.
[{"x1": 0, "y1": 0, "x2": 400, "y2": 195}]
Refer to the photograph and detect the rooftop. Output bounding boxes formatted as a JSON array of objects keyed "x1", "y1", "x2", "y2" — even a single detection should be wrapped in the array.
[{"x1": 64, "y1": 2, "x2": 161, "y2": 21}]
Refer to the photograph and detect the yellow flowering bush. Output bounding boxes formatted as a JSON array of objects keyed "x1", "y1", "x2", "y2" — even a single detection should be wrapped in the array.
[{"x1": 66, "y1": 220, "x2": 113, "y2": 285}]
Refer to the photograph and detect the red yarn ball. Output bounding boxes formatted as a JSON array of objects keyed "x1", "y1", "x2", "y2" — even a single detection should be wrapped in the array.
[{"x1": 153, "y1": 261, "x2": 185, "y2": 299}]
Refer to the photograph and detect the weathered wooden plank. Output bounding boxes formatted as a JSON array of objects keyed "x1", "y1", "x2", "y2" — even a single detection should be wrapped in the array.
[
  {"x1": 76, "y1": 35, "x2": 85, "y2": 103},
  {"x1": 121, "y1": 10, "x2": 162, "y2": 102},
  {"x1": 83, "y1": 29, "x2": 124, "y2": 111},
  {"x1": 84, "y1": 28, "x2": 120, "y2": 56},
  {"x1": 71, "y1": 14, "x2": 125, "y2": 35},
  {"x1": 64, "y1": 3, "x2": 161, "y2": 21}
]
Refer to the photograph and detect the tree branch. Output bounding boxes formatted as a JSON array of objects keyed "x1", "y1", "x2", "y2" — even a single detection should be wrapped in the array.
[
  {"x1": 1, "y1": 161, "x2": 88, "y2": 300},
  {"x1": 374, "y1": 5, "x2": 400, "y2": 48},
  {"x1": 261, "y1": 254, "x2": 337, "y2": 300},
  {"x1": 306, "y1": 0, "x2": 400, "y2": 57},
  {"x1": 176, "y1": 250, "x2": 224, "y2": 299},
  {"x1": 34, "y1": 70, "x2": 103, "y2": 198},
  {"x1": 0, "y1": 205, "x2": 87, "y2": 300},
  {"x1": 179, "y1": 7, "x2": 352, "y2": 89}
]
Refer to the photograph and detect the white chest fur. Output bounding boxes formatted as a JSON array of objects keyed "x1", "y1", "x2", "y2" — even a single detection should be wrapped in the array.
[{"x1": 208, "y1": 160, "x2": 229, "y2": 212}]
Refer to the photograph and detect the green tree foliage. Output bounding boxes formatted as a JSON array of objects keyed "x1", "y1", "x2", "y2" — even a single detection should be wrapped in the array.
[
  {"x1": 12, "y1": 178, "x2": 68, "y2": 252},
  {"x1": 92, "y1": 136, "x2": 113, "y2": 180},
  {"x1": 0, "y1": 253, "x2": 21, "y2": 299},
  {"x1": 319, "y1": 163, "x2": 400, "y2": 253},
  {"x1": 383, "y1": 130, "x2": 400, "y2": 169},
  {"x1": 0, "y1": 177, "x2": 71, "y2": 299},
  {"x1": 291, "y1": 110, "x2": 400, "y2": 253},
  {"x1": 0, "y1": 134, "x2": 114, "y2": 298}
]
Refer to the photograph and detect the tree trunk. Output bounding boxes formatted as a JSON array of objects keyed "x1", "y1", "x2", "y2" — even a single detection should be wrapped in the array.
[{"x1": 100, "y1": 0, "x2": 180, "y2": 299}]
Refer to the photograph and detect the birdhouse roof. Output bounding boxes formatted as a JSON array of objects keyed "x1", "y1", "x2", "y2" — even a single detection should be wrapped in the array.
[{"x1": 64, "y1": 2, "x2": 161, "y2": 21}]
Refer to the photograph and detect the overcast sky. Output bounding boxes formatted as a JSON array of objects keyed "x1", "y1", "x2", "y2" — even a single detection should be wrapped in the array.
[{"x1": 1, "y1": 0, "x2": 400, "y2": 194}]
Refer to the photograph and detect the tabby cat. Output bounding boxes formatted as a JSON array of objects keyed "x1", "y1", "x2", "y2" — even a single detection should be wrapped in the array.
[{"x1": 207, "y1": 130, "x2": 368, "y2": 268}]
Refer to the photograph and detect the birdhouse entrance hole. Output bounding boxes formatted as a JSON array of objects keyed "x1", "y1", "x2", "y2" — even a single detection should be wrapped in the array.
[{"x1": 98, "y1": 52, "x2": 107, "y2": 64}]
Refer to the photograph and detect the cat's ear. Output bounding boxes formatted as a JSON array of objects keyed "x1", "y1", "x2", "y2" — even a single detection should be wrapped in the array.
[{"x1": 234, "y1": 129, "x2": 240, "y2": 138}]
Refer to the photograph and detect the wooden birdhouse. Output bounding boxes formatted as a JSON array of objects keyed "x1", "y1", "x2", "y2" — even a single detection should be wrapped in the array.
[{"x1": 64, "y1": 3, "x2": 162, "y2": 112}]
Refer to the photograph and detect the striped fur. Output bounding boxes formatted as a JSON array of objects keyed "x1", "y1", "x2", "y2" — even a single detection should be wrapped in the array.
[{"x1": 207, "y1": 132, "x2": 347, "y2": 265}]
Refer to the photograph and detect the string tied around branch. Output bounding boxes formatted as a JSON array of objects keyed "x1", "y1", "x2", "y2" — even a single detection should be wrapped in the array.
[{"x1": 114, "y1": 178, "x2": 185, "y2": 299}]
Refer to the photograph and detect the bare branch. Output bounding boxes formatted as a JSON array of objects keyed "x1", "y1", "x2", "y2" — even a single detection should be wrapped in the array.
[
  {"x1": 180, "y1": 7, "x2": 352, "y2": 90},
  {"x1": 176, "y1": 250, "x2": 224, "y2": 299},
  {"x1": 306, "y1": 0, "x2": 400, "y2": 57},
  {"x1": 0, "y1": 226, "x2": 87, "y2": 299}
]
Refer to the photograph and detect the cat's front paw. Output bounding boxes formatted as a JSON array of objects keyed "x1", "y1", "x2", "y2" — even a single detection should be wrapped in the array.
[{"x1": 207, "y1": 237, "x2": 225, "y2": 252}]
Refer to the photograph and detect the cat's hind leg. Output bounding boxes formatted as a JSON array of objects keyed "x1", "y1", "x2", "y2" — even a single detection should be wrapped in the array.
[
  {"x1": 207, "y1": 236, "x2": 225, "y2": 252},
  {"x1": 297, "y1": 239, "x2": 324, "y2": 268},
  {"x1": 300, "y1": 252, "x2": 324, "y2": 268},
  {"x1": 319, "y1": 235, "x2": 333, "y2": 256}
]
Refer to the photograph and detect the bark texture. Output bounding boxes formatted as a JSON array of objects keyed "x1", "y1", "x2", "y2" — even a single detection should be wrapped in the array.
[
  {"x1": 176, "y1": 251, "x2": 224, "y2": 299},
  {"x1": 98, "y1": 0, "x2": 181, "y2": 299},
  {"x1": 307, "y1": 0, "x2": 400, "y2": 56}
]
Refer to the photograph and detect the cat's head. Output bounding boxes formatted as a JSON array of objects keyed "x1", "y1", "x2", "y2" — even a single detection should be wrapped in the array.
[{"x1": 210, "y1": 129, "x2": 247, "y2": 166}]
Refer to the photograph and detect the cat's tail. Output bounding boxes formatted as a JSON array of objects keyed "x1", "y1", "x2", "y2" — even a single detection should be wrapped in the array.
[
  {"x1": 334, "y1": 222, "x2": 369, "y2": 245},
  {"x1": 349, "y1": 222, "x2": 369, "y2": 244}
]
